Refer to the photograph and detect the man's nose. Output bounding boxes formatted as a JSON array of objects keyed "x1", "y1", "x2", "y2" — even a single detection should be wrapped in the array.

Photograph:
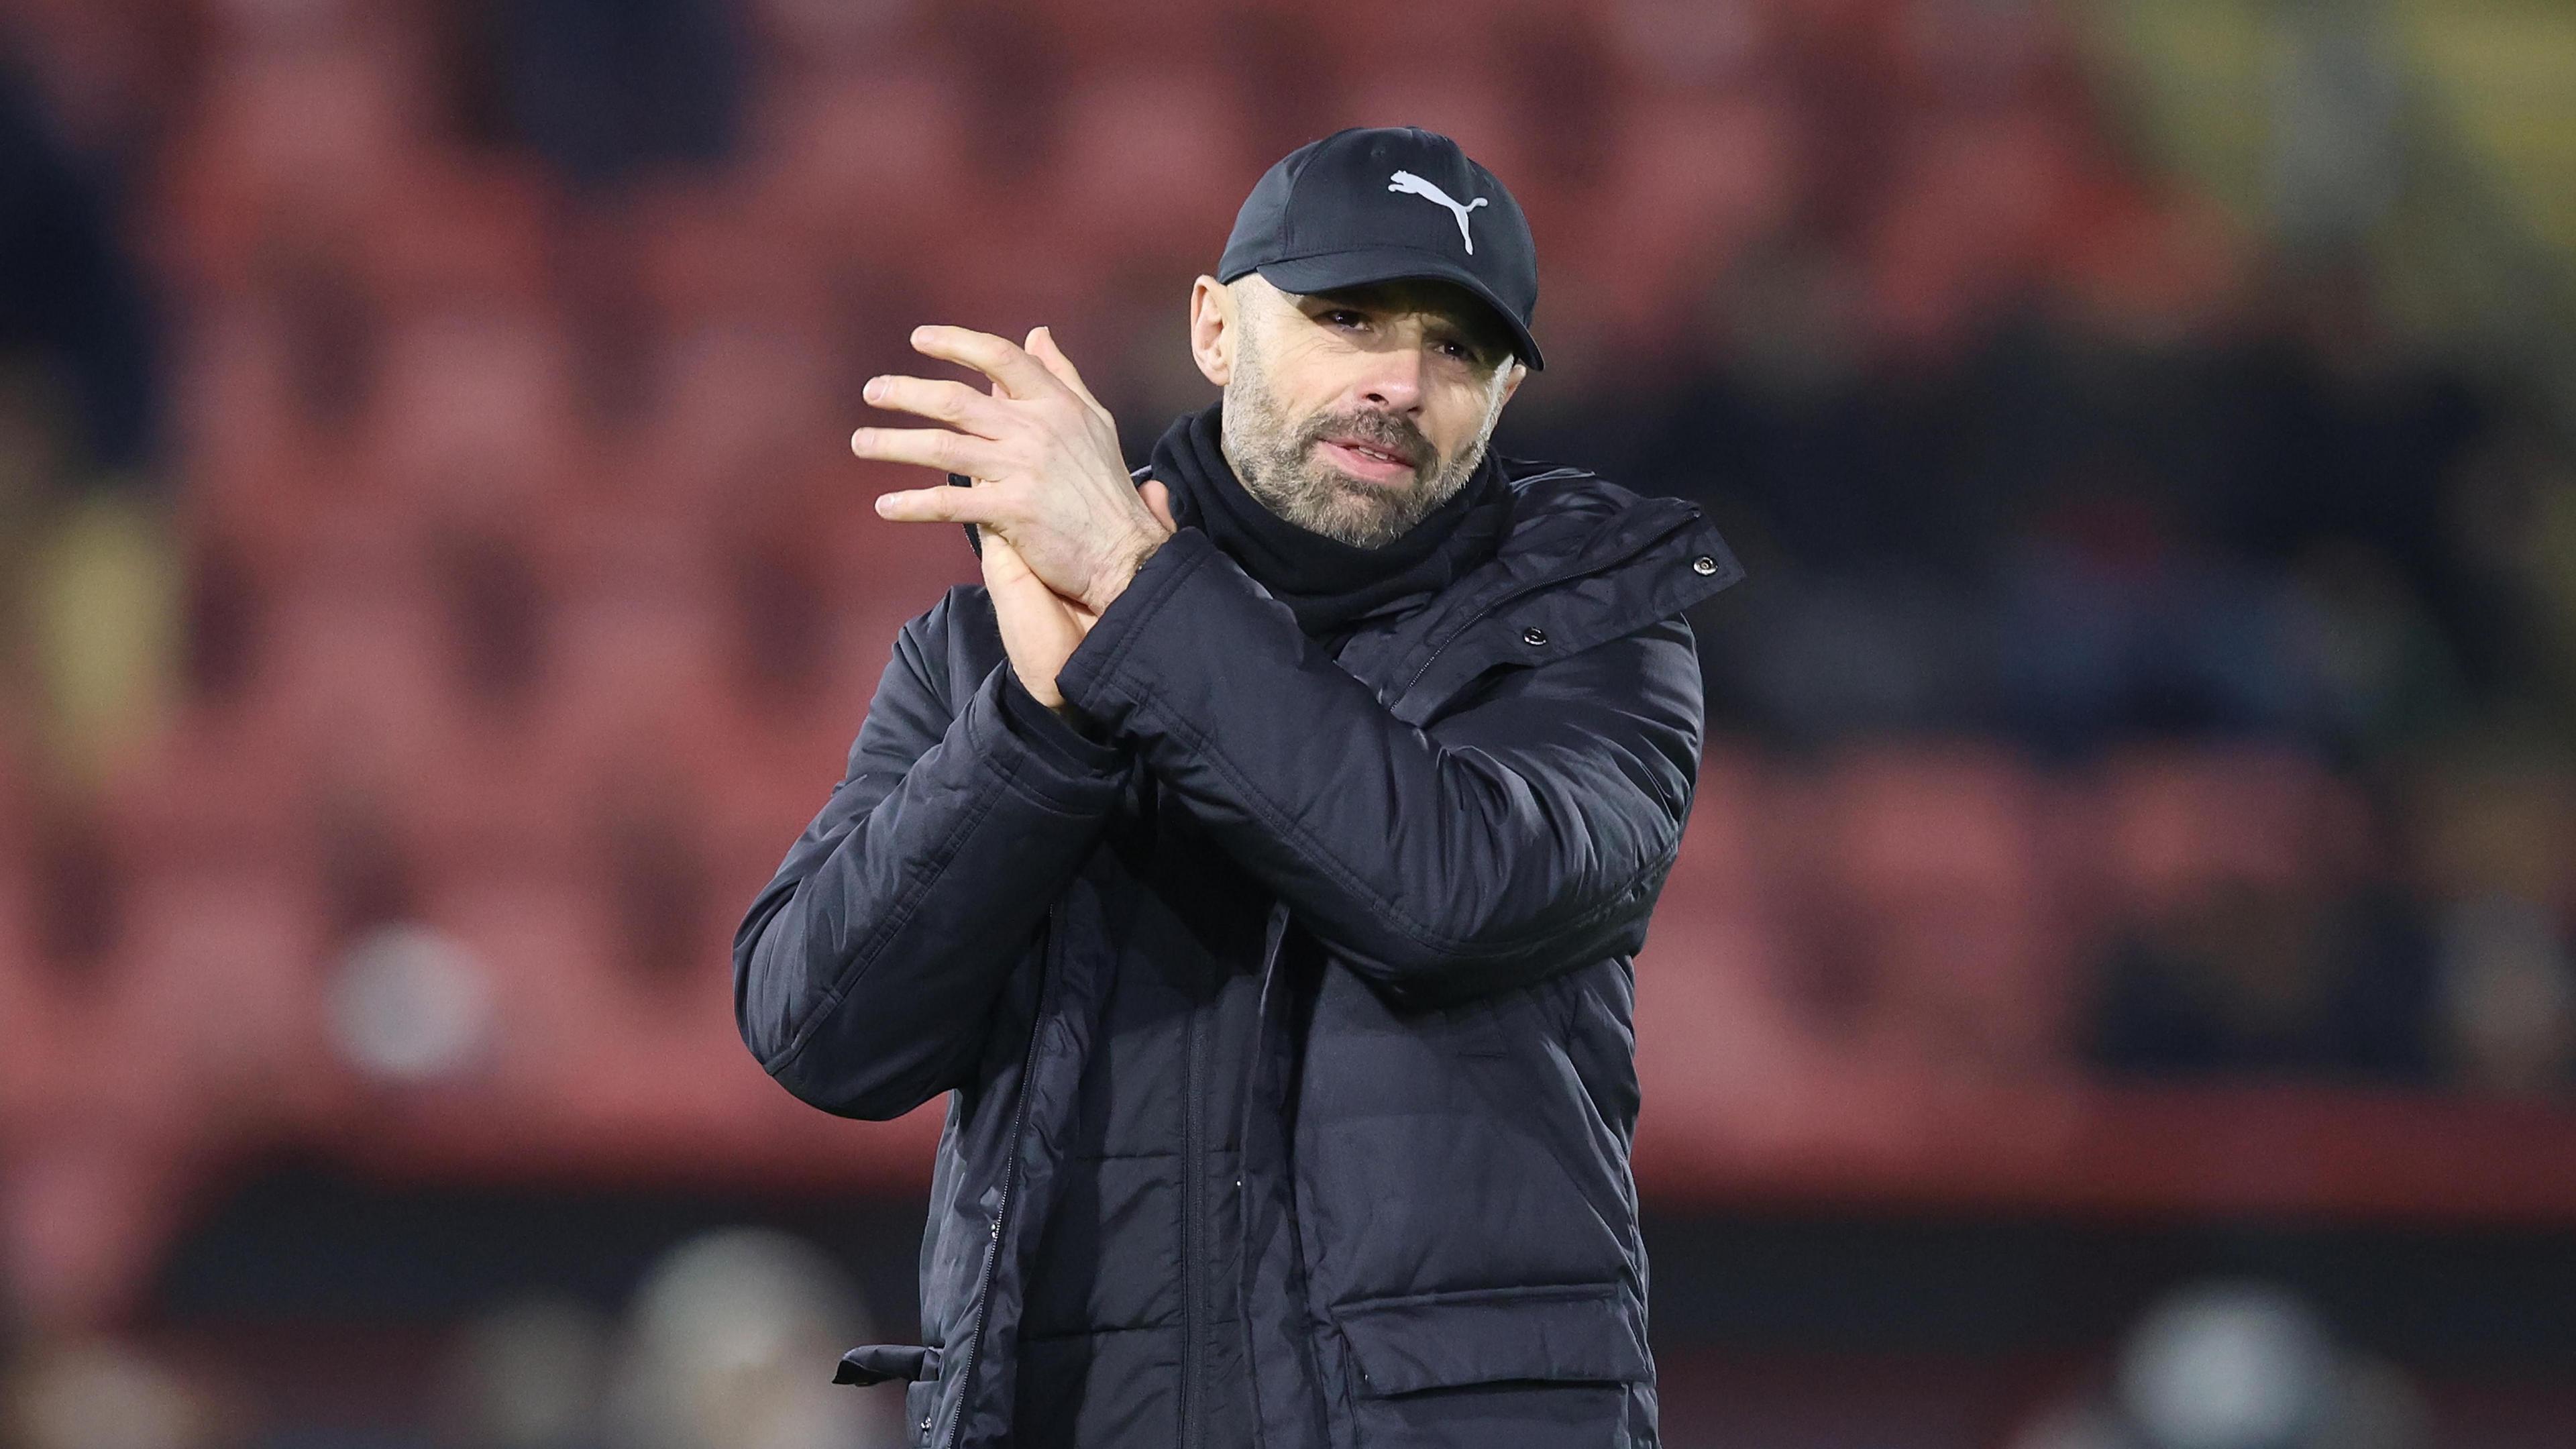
[{"x1": 1355, "y1": 346, "x2": 1426, "y2": 413}]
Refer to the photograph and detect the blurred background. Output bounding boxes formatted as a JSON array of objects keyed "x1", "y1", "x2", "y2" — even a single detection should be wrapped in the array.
[{"x1": 3, "y1": 0, "x2": 2574, "y2": 1444}]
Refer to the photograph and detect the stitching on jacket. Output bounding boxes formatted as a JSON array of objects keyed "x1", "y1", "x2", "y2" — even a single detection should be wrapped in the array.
[
  {"x1": 1102, "y1": 663, "x2": 1682, "y2": 967},
  {"x1": 989, "y1": 750, "x2": 1118, "y2": 816},
  {"x1": 1113, "y1": 663, "x2": 1676, "y2": 965},
  {"x1": 985, "y1": 663, "x2": 1129, "y2": 811},
  {"x1": 765, "y1": 687, "x2": 1061, "y2": 1076},
  {"x1": 1332, "y1": 1281, "x2": 1623, "y2": 1315},
  {"x1": 1016, "y1": 1321, "x2": 1187, "y2": 1344}
]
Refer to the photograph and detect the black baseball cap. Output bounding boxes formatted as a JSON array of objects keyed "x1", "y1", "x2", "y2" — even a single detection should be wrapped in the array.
[{"x1": 1216, "y1": 127, "x2": 1544, "y2": 370}]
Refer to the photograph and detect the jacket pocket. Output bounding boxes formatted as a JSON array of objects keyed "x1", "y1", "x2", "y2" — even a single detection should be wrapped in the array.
[
  {"x1": 1331, "y1": 1283, "x2": 1649, "y2": 1397},
  {"x1": 833, "y1": 1342, "x2": 940, "y2": 1386},
  {"x1": 832, "y1": 1346, "x2": 943, "y2": 1445},
  {"x1": 904, "y1": 1377, "x2": 938, "y2": 1446}
]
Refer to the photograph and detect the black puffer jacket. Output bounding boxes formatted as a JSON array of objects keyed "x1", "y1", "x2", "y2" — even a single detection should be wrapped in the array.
[{"x1": 734, "y1": 455, "x2": 1741, "y2": 1449}]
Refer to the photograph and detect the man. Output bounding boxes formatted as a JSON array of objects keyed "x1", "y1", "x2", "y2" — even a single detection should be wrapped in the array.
[{"x1": 733, "y1": 127, "x2": 1741, "y2": 1449}]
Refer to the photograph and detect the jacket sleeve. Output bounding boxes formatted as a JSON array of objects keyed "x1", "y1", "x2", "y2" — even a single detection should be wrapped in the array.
[
  {"x1": 733, "y1": 588, "x2": 1130, "y2": 1119},
  {"x1": 1056, "y1": 527, "x2": 1707, "y2": 1008}
]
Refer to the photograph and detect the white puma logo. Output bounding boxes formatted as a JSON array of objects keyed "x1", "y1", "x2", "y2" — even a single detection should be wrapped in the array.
[{"x1": 1387, "y1": 170, "x2": 1490, "y2": 254}]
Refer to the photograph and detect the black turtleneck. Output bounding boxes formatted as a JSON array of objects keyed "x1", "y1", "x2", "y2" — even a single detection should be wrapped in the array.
[{"x1": 1145, "y1": 403, "x2": 1513, "y2": 644}]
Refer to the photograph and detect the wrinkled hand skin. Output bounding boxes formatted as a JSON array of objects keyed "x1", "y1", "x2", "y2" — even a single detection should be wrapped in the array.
[{"x1": 855, "y1": 325, "x2": 1177, "y2": 637}]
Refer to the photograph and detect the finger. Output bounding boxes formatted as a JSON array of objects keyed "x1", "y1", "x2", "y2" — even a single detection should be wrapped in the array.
[
  {"x1": 861, "y1": 374, "x2": 1010, "y2": 437},
  {"x1": 1140, "y1": 478, "x2": 1177, "y2": 533},
  {"x1": 910, "y1": 325, "x2": 1060, "y2": 402},
  {"x1": 1024, "y1": 326, "x2": 1106, "y2": 415},
  {"x1": 979, "y1": 525, "x2": 1032, "y2": 580},
  {"x1": 849, "y1": 425, "x2": 1005, "y2": 475},
  {"x1": 875, "y1": 484, "x2": 1006, "y2": 523}
]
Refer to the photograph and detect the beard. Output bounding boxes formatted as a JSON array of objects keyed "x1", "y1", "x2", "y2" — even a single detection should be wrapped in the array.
[{"x1": 1219, "y1": 346, "x2": 1502, "y2": 548}]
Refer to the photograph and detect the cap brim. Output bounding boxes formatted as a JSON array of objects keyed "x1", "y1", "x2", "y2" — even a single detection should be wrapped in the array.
[{"x1": 1251, "y1": 250, "x2": 1544, "y2": 370}]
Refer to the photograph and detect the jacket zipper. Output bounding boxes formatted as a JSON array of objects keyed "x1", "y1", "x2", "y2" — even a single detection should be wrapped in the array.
[
  {"x1": 940, "y1": 902, "x2": 1064, "y2": 1449},
  {"x1": 1395, "y1": 507, "x2": 1703, "y2": 700},
  {"x1": 1238, "y1": 904, "x2": 1294, "y2": 1449}
]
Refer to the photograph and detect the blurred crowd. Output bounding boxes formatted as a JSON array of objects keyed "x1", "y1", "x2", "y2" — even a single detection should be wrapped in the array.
[
  {"x1": 0, "y1": 1227, "x2": 912, "y2": 1448},
  {"x1": 2007, "y1": 1281, "x2": 2430, "y2": 1449},
  {"x1": 0, "y1": 1235, "x2": 2446, "y2": 1449},
  {"x1": 2, "y1": 0, "x2": 2575, "y2": 1377},
  {"x1": 1658, "y1": 735, "x2": 2576, "y2": 1095}
]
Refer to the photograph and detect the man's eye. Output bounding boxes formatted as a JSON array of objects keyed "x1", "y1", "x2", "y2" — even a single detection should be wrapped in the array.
[{"x1": 1323, "y1": 310, "x2": 1366, "y2": 327}]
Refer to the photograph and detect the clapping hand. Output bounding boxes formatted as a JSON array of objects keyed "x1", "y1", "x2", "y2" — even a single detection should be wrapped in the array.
[{"x1": 855, "y1": 326, "x2": 1175, "y2": 711}]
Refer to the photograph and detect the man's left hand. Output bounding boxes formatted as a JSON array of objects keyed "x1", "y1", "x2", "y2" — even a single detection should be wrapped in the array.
[{"x1": 856, "y1": 325, "x2": 1175, "y2": 614}]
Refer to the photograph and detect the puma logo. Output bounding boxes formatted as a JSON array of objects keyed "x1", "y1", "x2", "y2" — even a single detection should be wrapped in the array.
[{"x1": 1387, "y1": 170, "x2": 1490, "y2": 254}]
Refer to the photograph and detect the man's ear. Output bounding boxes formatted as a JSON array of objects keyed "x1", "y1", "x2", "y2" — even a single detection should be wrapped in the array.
[
  {"x1": 1498, "y1": 358, "x2": 1527, "y2": 408},
  {"x1": 1188, "y1": 276, "x2": 1234, "y2": 387}
]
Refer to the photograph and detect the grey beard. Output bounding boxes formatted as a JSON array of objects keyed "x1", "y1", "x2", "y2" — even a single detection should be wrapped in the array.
[{"x1": 1219, "y1": 369, "x2": 1493, "y2": 549}]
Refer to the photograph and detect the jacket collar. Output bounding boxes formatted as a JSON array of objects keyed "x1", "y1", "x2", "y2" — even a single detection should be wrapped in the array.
[
  {"x1": 1345, "y1": 458, "x2": 1743, "y2": 724},
  {"x1": 1126, "y1": 454, "x2": 1743, "y2": 723}
]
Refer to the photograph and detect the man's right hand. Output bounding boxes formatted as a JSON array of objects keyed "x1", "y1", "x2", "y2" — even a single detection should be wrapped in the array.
[{"x1": 958, "y1": 329, "x2": 1174, "y2": 714}]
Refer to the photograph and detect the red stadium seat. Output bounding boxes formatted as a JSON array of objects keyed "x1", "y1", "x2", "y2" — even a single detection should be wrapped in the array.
[
  {"x1": 1046, "y1": 72, "x2": 1253, "y2": 265},
  {"x1": 1635, "y1": 866, "x2": 1819, "y2": 1138},
  {"x1": 1295, "y1": 0, "x2": 1534, "y2": 68},
  {"x1": 701, "y1": 687, "x2": 865, "y2": 900},
  {"x1": 1561, "y1": 88, "x2": 1800, "y2": 355},
  {"x1": 817, "y1": 462, "x2": 983, "y2": 616},
  {"x1": 1864, "y1": 108, "x2": 2083, "y2": 354},
  {"x1": 394, "y1": 867, "x2": 612, "y2": 1107},
  {"x1": 627, "y1": 178, "x2": 833, "y2": 337},
  {"x1": 166, "y1": 299, "x2": 336, "y2": 546},
  {"x1": 533, "y1": 575, "x2": 737, "y2": 835},
  {"x1": 1886, "y1": 0, "x2": 2061, "y2": 108},
  {"x1": 155, "y1": 31, "x2": 444, "y2": 288},
  {"x1": 97, "y1": 700, "x2": 311, "y2": 879},
  {"x1": 744, "y1": 70, "x2": 980, "y2": 264},
  {"x1": 0, "y1": 1126, "x2": 200, "y2": 1328},
  {"x1": 2092, "y1": 745, "x2": 2371, "y2": 918},
  {"x1": 137, "y1": 479, "x2": 458, "y2": 773},
  {"x1": 352, "y1": 155, "x2": 555, "y2": 317},
  {"x1": 199, "y1": 0, "x2": 398, "y2": 53},
  {"x1": 1800, "y1": 746, "x2": 2072, "y2": 1069},
  {"x1": 625, "y1": 319, "x2": 847, "y2": 513},
  {"x1": 239, "y1": 549, "x2": 458, "y2": 769},
  {"x1": 92, "y1": 860, "x2": 339, "y2": 1140},
  {"x1": 1603, "y1": 0, "x2": 1783, "y2": 90},
  {"x1": 403, "y1": 865, "x2": 776, "y2": 1149},
  {"x1": 1641, "y1": 747, "x2": 1815, "y2": 1088},
  {"x1": 1021, "y1": 0, "x2": 1234, "y2": 65},
  {"x1": 1828, "y1": 747, "x2": 2039, "y2": 900},
  {"x1": 356, "y1": 305, "x2": 586, "y2": 520},
  {"x1": 0, "y1": 836, "x2": 51, "y2": 1139},
  {"x1": 742, "y1": 0, "x2": 920, "y2": 70},
  {"x1": 1666, "y1": 744, "x2": 1774, "y2": 908},
  {"x1": 2045, "y1": 186, "x2": 2246, "y2": 347},
  {"x1": 0, "y1": 718, "x2": 26, "y2": 863},
  {"x1": 380, "y1": 724, "x2": 581, "y2": 887}
]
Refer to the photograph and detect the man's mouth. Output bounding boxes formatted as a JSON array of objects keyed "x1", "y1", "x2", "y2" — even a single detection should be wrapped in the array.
[{"x1": 1316, "y1": 435, "x2": 1419, "y2": 485}]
